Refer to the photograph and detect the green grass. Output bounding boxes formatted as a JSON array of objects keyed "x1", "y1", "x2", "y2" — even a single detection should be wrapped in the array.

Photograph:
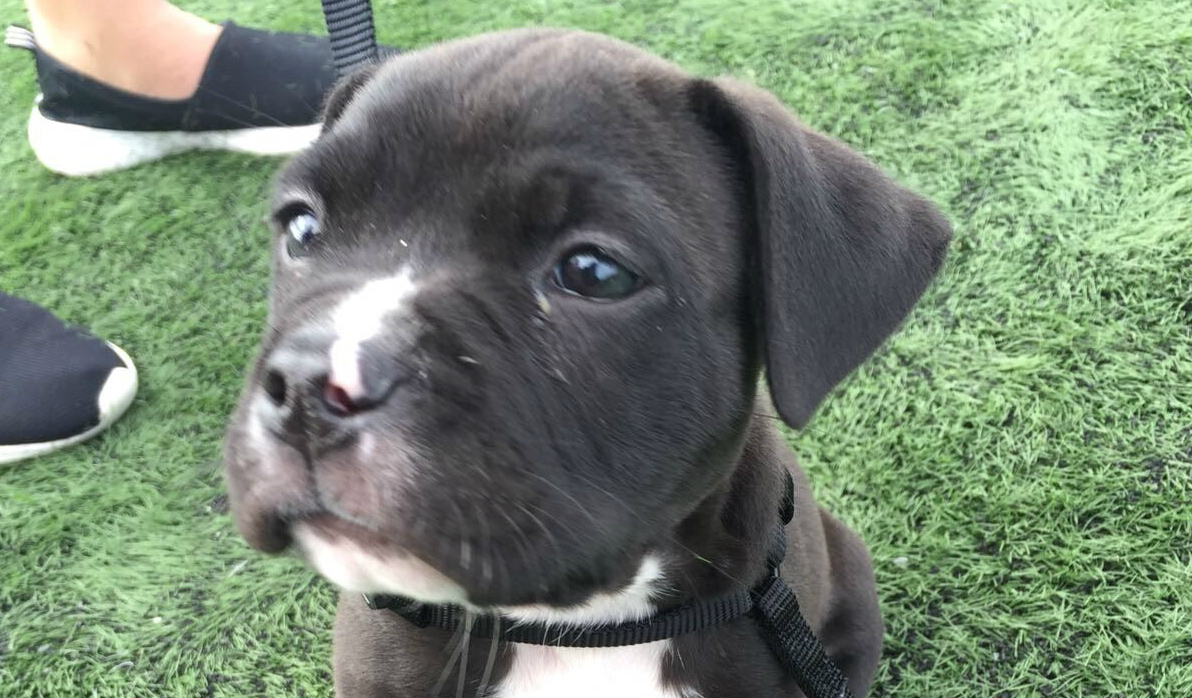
[{"x1": 1, "y1": 0, "x2": 1190, "y2": 695}]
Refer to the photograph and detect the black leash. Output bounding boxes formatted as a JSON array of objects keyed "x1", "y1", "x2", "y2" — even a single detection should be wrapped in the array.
[
  {"x1": 365, "y1": 471, "x2": 854, "y2": 698},
  {"x1": 752, "y1": 526, "x2": 853, "y2": 698},
  {"x1": 320, "y1": 0, "x2": 380, "y2": 77}
]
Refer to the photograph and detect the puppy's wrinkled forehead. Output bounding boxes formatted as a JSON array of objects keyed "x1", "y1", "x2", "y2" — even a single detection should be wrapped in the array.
[
  {"x1": 275, "y1": 30, "x2": 693, "y2": 259},
  {"x1": 337, "y1": 28, "x2": 681, "y2": 152}
]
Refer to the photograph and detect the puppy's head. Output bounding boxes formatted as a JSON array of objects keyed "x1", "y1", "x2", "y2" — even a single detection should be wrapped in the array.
[{"x1": 224, "y1": 30, "x2": 950, "y2": 608}]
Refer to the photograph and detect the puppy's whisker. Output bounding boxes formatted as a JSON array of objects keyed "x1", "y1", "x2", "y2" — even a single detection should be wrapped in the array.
[
  {"x1": 433, "y1": 621, "x2": 469, "y2": 697},
  {"x1": 514, "y1": 501, "x2": 565, "y2": 565},
  {"x1": 447, "y1": 498, "x2": 470, "y2": 572},
  {"x1": 374, "y1": 475, "x2": 393, "y2": 537},
  {"x1": 492, "y1": 506, "x2": 533, "y2": 597},
  {"x1": 477, "y1": 508, "x2": 494, "y2": 587},
  {"x1": 521, "y1": 499, "x2": 583, "y2": 542},
  {"x1": 494, "y1": 507, "x2": 534, "y2": 559},
  {"x1": 752, "y1": 411, "x2": 834, "y2": 440},
  {"x1": 560, "y1": 467, "x2": 746, "y2": 586},
  {"x1": 523, "y1": 470, "x2": 602, "y2": 527},
  {"x1": 456, "y1": 613, "x2": 473, "y2": 698},
  {"x1": 477, "y1": 616, "x2": 500, "y2": 698}
]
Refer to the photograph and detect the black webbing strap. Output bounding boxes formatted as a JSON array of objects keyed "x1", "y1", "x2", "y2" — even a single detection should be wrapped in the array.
[
  {"x1": 367, "y1": 588, "x2": 756, "y2": 648},
  {"x1": 752, "y1": 526, "x2": 855, "y2": 698},
  {"x1": 320, "y1": 0, "x2": 379, "y2": 77},
  {"x1": 368, "y1": 470, "x2": 855, "y2": 698}
]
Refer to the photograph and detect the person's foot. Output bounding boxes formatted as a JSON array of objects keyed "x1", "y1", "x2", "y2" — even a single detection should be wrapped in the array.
[
  {"x1": 5, "y1": 22, "x2": 352, "y2": 176},
  {"x1": 0, "y1": 293, "x2": 138, "y2": 465}
]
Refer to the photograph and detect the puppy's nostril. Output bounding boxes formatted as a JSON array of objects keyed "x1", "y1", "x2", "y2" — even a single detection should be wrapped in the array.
[
  {"x1": 323, "y1": 381, "x2": 358, "y2": 416},
  {"x1": 263, "y1": 369, "x2": 288, "y2": 407}
]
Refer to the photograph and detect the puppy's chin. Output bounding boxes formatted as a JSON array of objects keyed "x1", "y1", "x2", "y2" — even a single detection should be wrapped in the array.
[
  {"x1": 296, "y1": 517, "x2": 667, "y2": 625},
  {"x1": 292, "y1": 518, "x2": 468, "y2": 604}
]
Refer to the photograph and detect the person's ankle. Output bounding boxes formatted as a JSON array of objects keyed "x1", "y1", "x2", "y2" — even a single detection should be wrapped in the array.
[{"x1": 27, "y1": 4, "x2": 221, "y2": 100}]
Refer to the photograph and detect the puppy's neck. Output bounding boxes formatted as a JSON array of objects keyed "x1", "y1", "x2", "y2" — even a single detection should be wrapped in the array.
[
  {"x1": 488, "y1": 414, "x2": 785, "y2": 698},
  {"x1": 494, "y1": 405, "x2": 783, "y2": 627},
  {"x1": 663, "y1": 414, "x2": 788, "y2": 605},
  {"x1": 507, "y1": 409, "x2": 785, "y2": 621}
]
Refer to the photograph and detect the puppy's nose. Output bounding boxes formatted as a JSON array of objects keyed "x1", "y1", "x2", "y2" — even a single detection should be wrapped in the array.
[
  {"x1": 320, "y1": 370, "x2": 397, "y2": 416},
  {"x1": 322, "y1": 336, "x2": 408, "y2": 416},
  {"x1": 261, "y1": 367, "x2": 388, "y2": 419},
  {"x1": 260, "y1": 332, "x2": 408, "y2": 430}
]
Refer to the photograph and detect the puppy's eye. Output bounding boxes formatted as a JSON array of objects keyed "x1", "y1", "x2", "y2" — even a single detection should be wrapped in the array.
[
  {"x1": 284, "y1": 210, "x2": 321, "y2": 258},
  {"x1": 553, "y1": 247, "x2": 641, "y2": 300}
]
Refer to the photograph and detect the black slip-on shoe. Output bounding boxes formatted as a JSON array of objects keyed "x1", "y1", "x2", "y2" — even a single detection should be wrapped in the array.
[
  {"x1": 0, "y1": 293, "x2": 138, "y2": 464},
  {"x1": 4, "y1": 22, "x2": 393, "y2": 176}
]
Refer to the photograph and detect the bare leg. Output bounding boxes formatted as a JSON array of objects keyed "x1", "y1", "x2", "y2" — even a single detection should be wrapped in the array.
[{"x1": 26, "y1": 0, "x2": 221, "y2": 99}]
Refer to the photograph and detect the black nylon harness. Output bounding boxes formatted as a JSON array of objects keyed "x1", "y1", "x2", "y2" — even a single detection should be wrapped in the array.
[
  {"x1": 320, "y1": 3, "x2": 855, "y2": 696},
  {"x1": 362, "y1": 472, "x2": 854, "y2": 698}
]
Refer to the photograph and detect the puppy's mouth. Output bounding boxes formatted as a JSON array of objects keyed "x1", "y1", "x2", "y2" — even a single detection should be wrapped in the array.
[
  {"x1": 291, "y1": 512, "x2": 469, "y2": 604},
  {"x1": 296, "y1": 511, "x2": 393, "y2": 549}
]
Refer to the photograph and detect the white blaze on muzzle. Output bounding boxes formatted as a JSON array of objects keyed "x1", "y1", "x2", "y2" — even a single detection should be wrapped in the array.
[{"x1": 328, "y1": 269, "x2": 416, "y2": 400}]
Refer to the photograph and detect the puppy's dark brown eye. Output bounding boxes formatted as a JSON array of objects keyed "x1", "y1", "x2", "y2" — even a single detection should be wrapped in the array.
[
  {"x1": 553, "y1": 247, "x2": 641, "y2": 300},
  {"x1": 284, "y1": 210, "x2": 321, "y2": 258}
]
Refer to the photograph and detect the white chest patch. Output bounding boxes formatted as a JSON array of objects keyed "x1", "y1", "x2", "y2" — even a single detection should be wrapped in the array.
[
  {"x1": 492, "y1": 556, "x2": 700, "y2": 698},
  {"x1": 494, "y1": 642, "x2": 685, "y2": 698}
]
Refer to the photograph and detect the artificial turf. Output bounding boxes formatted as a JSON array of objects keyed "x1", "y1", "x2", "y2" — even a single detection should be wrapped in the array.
[{"x1": 1, "y1": 0, "x2": 1190, "y2": 695}]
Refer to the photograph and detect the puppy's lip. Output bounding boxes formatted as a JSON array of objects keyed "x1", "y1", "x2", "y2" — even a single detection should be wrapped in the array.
[
  {"x1": 293, "y1": 512, "x2": 393, "y2": 550},
  {"x1": 235, "y1": 509, "x2": 297, "y2": 554},
  {"x1": 291, "y1": 515, "x2": 468, "y2": 603}
]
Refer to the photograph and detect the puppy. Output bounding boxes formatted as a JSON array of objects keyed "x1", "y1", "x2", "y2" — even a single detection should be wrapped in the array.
[{"x1": 224, "y1": 29, "x2": 951, "y2": 698}]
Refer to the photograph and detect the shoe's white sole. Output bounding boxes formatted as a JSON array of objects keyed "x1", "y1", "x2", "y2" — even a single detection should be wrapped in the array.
[
  {"x1": 28, "y1": 97, "x2": 321, "y2": 177},
  {"x1": 0, "y1": 342, "x2": 139, "y2": 465}
]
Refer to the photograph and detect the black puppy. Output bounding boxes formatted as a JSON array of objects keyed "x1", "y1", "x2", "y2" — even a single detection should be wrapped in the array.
[{"x1": 224, "y1": 29, "x2": 951, "y2": 698}]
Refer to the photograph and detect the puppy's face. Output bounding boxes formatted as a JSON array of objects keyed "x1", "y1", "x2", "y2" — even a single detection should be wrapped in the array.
[
  {"x1": 224, "y1": 30, "x2": 951, "y2": 608},
  {"x1": 225, "y1": 31, "x2": 756, "y2": 607}
]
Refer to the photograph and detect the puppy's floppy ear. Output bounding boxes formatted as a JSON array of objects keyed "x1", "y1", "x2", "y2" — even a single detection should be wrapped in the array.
[
  {"x1": 692, "y1": 78, "x2": 952, "y2": 429},
  {"x1": 321, "y1": 61, "x2": 382, "y2": 132}
]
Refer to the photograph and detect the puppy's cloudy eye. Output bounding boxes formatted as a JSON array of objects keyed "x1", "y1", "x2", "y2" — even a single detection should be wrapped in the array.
[
  {"x1": 284, "y1": 211, "x2": 320, "y2": 258},
  {"x1": 553, "y1": 247, "x2": 641, "y2": 300}
]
